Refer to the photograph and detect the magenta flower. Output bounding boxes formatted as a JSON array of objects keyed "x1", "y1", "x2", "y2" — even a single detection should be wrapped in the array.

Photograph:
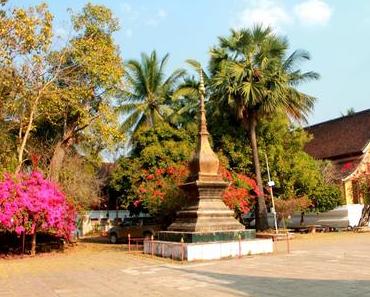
[{"x1": 0, "y1": 171, "x2": 76, "y2": 239}]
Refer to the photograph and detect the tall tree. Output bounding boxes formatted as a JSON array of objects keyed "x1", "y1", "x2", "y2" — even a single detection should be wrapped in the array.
[
  {"x1": 0, "y1": 3, "x2": 124, "y2": 178},
  {"x1": 170, "y1": 76, "x2": 200, "y2": 130},
  {"x1": 210, "y1": 26, "x2": 319, "y2": 230},
  {"x1": 341, "y1": 107, "x2": 355, "y2": 117},
  {"x1": 0, "y1": 3, "x2": 57, "y2": 173},
  {"x1": 47, "y1": 3, "x2": 124, "y2": 181},
  {"x1": 119, "y1": 51, "x2": 185, "y2": 136}
]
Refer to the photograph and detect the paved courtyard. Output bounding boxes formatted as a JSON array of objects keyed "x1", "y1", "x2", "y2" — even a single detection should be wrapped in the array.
[{"x1": 1, "y1": 232, "x2": 370, "y2": 297}]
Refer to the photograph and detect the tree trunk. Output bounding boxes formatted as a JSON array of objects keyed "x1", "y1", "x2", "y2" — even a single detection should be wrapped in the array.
[
  {"x1": 248, "y1": 113, "x2": 269, "y2": 231},
  {"x1": 22, "y1": 232, "x2": 25, "y2": 255},
  {"x1": 15, "y1": 98, "x2": 39, "y2": 174},
  {"x1": 358, "y1": 205, "x2": 370, "y2": 227},
  {"x1": 30, "y1": 232, "x2": 36, "y2": 256},
  {"x1": 48, "y1": 141, "x2": 67, "y2": 182},
  {"x1": 48, "y1": 126, "x2": 74, "y2": 182},
  {"x1": 150, "y1": 109, "x2": 155, "y2": 127}
]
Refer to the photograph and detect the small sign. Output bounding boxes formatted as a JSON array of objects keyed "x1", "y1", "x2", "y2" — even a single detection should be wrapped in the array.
[{"x1": 268, "y1": 181, "x2": 275, "y2": 187}]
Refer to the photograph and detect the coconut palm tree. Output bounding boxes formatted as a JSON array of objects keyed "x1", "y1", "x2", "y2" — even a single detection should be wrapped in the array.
[
  {"x1": 119, "y1": 50, "x2": 186, "y2": 136},
  {"x1": 210, "y1": 25, "x2": 319, "y2": 230},
  {"x1": 169, "y1": 60, "x2": 211, "y2": 130},
  {"x1": 169, "y1": 76, "x2": 199, "y2": 129}
]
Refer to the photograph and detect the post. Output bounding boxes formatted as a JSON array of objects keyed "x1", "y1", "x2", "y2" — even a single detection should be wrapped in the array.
[
  {"x1": 265, "y1": 153, "x2": 278, "y2": 234},
  {"x1": 286, "y1": 231, "x2": 290, "y2": 254},
  {"x1": 238, "y1": 234, "x2": 242, "y2": 258},
  {"x1": 181, "y1": 237, "x2": 184, "y2": 262},
  {"x1": 128, "y1": 234, "x2": 131, "y2": 253},
  {"x1": 151, "y1": 235, "x2": 154, "y2": 257}
]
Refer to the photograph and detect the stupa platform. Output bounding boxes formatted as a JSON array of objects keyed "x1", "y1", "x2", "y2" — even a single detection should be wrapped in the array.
[{"x1": 143, "y1": 234, "x2": 273, "y2": 261}]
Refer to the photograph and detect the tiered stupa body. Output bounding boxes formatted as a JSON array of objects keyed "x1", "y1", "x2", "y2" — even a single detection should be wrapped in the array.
[{"x1": 166, "y1": 72, "x2": 245, "y2": 233}]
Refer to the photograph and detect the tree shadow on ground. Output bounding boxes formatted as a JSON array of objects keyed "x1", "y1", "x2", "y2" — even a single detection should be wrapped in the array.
[
  {"x1": 77, "y1": 236, "x2": 135, "y2": 252},
  {"x1": 0, "y1": 232, "x2": 65, "y2": 257},
  {"x1": 175, "y1": 268, "x2": 370, "y2": 297},
  {"x1": 78, "y1": 235, "x2": 110, "y2": 244}
]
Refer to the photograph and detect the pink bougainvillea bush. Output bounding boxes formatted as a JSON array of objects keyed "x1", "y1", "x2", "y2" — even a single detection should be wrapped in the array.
[{"x1": 0, "y1": 171, "x2": 75, "y2": 243}]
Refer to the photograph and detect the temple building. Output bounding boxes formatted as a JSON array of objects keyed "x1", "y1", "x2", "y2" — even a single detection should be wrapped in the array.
[{"x1": 305, "y1": 109, "x2": 370, "y2": 204}]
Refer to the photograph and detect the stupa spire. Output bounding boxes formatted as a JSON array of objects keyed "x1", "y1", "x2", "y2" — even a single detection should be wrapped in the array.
[
  {"x1": 199, "y1": 70, "x2": 208, "y2": 135},
  {"x1": 188, "y1": 70, "x2": 221, "y2": 182}
]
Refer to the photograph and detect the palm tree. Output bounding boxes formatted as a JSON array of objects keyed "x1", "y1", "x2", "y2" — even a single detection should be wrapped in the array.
[
  {"x1": 119, "y1": 50, "x2": 186, "y2": 136},
  {"x1": 210, "y1": 25, "x2": 319, "y2": 230},
  {"x1": 341, "y1": 107, "x2": 355, "y2": 117},
  {"x1": 169, "y1": 76, "x2": 199, "y2": 129},
  {"x1": 169, "y1": 60, "x2": 211, "y2": 130}
]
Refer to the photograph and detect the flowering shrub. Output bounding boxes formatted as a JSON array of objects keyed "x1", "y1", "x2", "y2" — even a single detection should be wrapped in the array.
[
  {"x1": 132, "y1": 164, "x2": 258, "y2": 220},
  {"x1": 353, "y1": 174, "x2": 370, "y2": 205},
  {"x1": 341, "y1": 161, "x2": 355, "y2": 174},
  {"x1": 0, "y1": 171, "x2": 75, "y2": 254},
  {"x1": 220, "y1": 167, "x2": 259, "y2": 217},
  {"x1": 134, "y1": 165, "x2": 189, "y2": 218},
  {"x1": 274, "y1": 196, "x2": 312, "y2": 223}
]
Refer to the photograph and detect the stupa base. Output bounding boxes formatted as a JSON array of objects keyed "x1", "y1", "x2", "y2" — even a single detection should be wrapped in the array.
[
  {"x1": 143, "y1": 237, "x2": 273, "y2": 261},
  {"x1": 158, "y1": 229, "x2": 255, "y2": 243},
  {"x1": 144, "y1": 230, "x2": 273, "y2": 261}
]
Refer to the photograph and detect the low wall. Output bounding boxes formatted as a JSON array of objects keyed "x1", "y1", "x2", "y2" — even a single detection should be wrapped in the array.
[
  {"x1": 271, "y1": 204, "x2": 366, "y2": 229},
  {"x1": 144, "y1": 238, "x2": 273, "y2": 261}
]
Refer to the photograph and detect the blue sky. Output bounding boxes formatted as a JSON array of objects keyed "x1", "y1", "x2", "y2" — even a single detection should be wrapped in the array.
[{"x1": 11, "y1": 0, "x2": 370, "y2": 125}]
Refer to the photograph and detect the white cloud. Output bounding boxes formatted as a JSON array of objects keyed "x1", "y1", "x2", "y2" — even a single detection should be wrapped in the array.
[
  {"x1": 234, "y1": 0, "x2": 333, "y2": 31},
  {"x1": 294, "y1": 0, "x2": 332, "y2": 26},
  {"x1": 120, "y1": 3, "x2": 139, "y2": 21},
  {"x1": 235, "y1": 0, "x2": 292, "y2": 31},
  {"x1": 146, "y1": 8, "x2": 168, "y2": 27},
  {"x1": 157, "y1": 9, "x2": 167, "y2": 19},
  {"x1": 120, "y1": 3, "x2": 132, "y2": 14}
]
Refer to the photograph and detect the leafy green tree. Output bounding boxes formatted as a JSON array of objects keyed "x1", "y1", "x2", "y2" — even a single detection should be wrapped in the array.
[
  {"x1": 209, "y1": 26, "x2": 319, "y2": 230},
  {"x1": 210, "y1": 112, "x2": 342, "y2": 213},
  {"x1": 109, "y1": 123, "x2": 195, "y2": 217},
  {"x1": 208, "y1": 112, "x2": 253, "y2": 173},
  {"x1": 132, "y1": 123, "x2": 195, "y2": 168},
  {"x1": 0, "y1": 127, "x2": 17, "y2": 174},
  {"x1": 0, "y1": 3, "x2": 124, "y2": 179},
  {"x1": 0, "y1": 3, "x2": 55, "y2": 173},
  {"x1": 58, "y1": 154, "x2": 103, "y2": 211},
  {"x1": 119, "y1": 51, "x2": 186, "y2": 136},
  {"x1": 257, "y1": 115, "x2": 341, "y2": 211},
  {"x1": 47, "y1": 3, "x2": 124, "y2": 181}
]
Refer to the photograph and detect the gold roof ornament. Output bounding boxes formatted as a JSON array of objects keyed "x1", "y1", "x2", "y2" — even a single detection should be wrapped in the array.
[{"x1": 188, "y1": 70, "x2": 222, "y2": 182}]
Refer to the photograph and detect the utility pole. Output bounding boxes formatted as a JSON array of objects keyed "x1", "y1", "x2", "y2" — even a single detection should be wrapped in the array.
[{"x1": 265, "y1": 153, "x2": 278, "y2": 234}]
